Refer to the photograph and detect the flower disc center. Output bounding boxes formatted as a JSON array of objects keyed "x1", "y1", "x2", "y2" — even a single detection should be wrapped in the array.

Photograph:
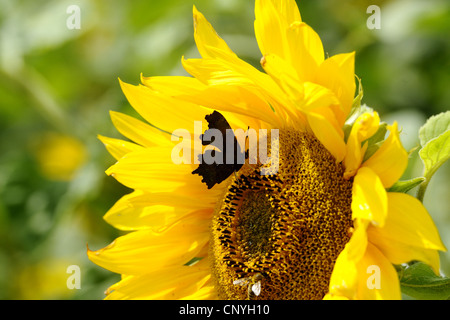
[
  {"x1": 236, "y1": 190, "x2": 276, "y2": 258},
  {"x1": 210, "y1": 129, "x2": 354, "y2": 300}
]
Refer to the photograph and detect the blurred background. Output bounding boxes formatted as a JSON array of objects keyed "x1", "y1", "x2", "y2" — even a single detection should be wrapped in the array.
[{"x1": 0, "y1": 0, "x2": 448, "y2": 299}]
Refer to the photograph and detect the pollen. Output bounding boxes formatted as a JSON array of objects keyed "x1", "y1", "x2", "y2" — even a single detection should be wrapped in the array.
[{"x1": 210, "y1": 129, "x2": 354, "y2": 300}]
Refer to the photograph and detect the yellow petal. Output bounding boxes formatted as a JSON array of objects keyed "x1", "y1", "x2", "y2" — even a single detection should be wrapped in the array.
[
  {"x1": 181, "y1": 284, "x2": 218, "y2": 300},
  {"x1": 362, "y1": 122, "x2": 408, "y2": 188},
  {"x1": 105, "y1": 262, "x2": 211, "y2": 300},
  {"x1": 315, "y1": 52, "x2": 356, "y2": 120},
  {"x1": 351, "y1": 167, "x2": 388, "y2": 227},
  {"x1": 181, "y1": 55, "x2": 280, "y2": 106},
  {"x1": 356, "y1": 242, "x2": 401, "y2": 300},
  {"x1": 369, "y1": 231, "x2": 441, "y2": 275},
  {"x1": 344, "y1": 112, "x2": 380, "y2": 179},
  {"x1": 88, "y1": 214, "x2": 210, "y2": 275},
  {"x1": 327, "y1": 243, "x2": 359, "y2": 299},
  {"x1": 327, "y1": 238, "x2": 401, "y2": 300},
  {"x1": 385, "y1": 192, "x2": 446, "y2": 252},
  {"x1": 156, "y1": 69, "x2": 278, "y2": 128},
  {"x1": 187, "y1": 85, "x2": 280, "y2": 128},
  {"x1": 271, "y1": 0, "x2": 302, "y2": 24},
  {"x1": 260, "y1": 53, "x2": 305, "y2": 107},
  {"x1": 300, "y1": 82, "x2": 346, "y2": 144},
  {"x1": 98, "y1": 135, "x2": 144, "y2": 161},
  {"x1": 141, "y1": 74, "x2": 207, "y2": 96},
  {"x1": 326, "y1": 218, "x2": 369, "y2": 299},
  {"x1": 306, "y1": 108, "x2": 346, "y2": 163},
  {"x1": 286, "y1": 21, "x2": 323, "y2": 81},
  {"x1": 255, "y1": 0, "x2": 323, "y2": 80},
  {"x1": 182, "y1": 51, "x2": 295, "y2": 128},
  {"x1": 182, "y1": 58, "x2": 252, "y2": 86},
  {"x1": 293, "y1": 82, "x2": 343, "y2": 134},
  {"x1": 254, "y1": 0, "x2": 291, "y2": 60},
  {"x1": 193, "y1": 6, "x2": 235, "y2": 59},
  {"x1": 141, "y1": 73, "x2": 273, "y2": 128},
  {"x1": 261, "y1": 55, "x2": 339, "y2": 131},
  {"x1": 301, "y1": 82, "x2": 341, "y2": 114},
  {"x1": 109, "y1": 111, "x2": 173, "y2": 148},
  {"x1": 104, "y1": 190, "x2": 214, "y2": 231},
  {"x1": 366, "y1": 192, "x2": 445, "y2": 274},
  {"x1": 327, "y1": 219, "x2": 370, "y2": 299},
  {"x1": 105, "y1": 148, "x2": 203, "y2": 194},
  {"x1": 347, "y1": 219, "x2": 369, "y2": 262},
  {"x1": 119, "y1": 79, "x2": 210, "y2": 135},
  {"x1": 323, "y1": 293, "x2": 349, "y2": 300}
]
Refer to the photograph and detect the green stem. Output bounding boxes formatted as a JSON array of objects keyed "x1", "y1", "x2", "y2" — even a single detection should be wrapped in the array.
[
  {"x1": 416, "y1": 178, "x2": 429, "y2": 203},
  {"x1": 416, "y1": 166, "x2": 439, "y2": 202}
]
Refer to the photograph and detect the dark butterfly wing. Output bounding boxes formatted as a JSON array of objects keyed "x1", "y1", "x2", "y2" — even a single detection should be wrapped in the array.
[{"x1": 192, "y1": 111, "x2": 247, "y2": 189}]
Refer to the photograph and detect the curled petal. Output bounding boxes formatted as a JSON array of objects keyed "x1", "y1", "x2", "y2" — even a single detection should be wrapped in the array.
[
  {"x1": 344, "y1": 112, "x2": 380, "y2": 179},
  {"x1": 362, "y1": 122, "x2": 408, "y2": 188},
  {"x1": 351, "y1": 167, "x2": 388, "y2": 227}
]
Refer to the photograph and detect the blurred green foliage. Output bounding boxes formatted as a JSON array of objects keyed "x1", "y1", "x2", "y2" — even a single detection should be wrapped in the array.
[{"x1": 0, "y1": 0, "x2": 448, "y2": 299}]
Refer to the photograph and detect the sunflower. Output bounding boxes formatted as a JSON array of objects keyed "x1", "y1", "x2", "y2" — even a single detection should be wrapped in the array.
[{"x1": 88, "y1": 0, "x2": 445, "y2": 300}]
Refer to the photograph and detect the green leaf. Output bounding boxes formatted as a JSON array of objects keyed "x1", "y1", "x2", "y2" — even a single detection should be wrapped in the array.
[
  {"x1": 388, "y1": 177, "x2": 425, "y2": 193},
  {"x1": 419, "y1": 129, "x2": 450, "y2": 177},
  {"x1": 419, "y1": 111, "x2": 450, "y2": 147},
  {"x1": 399, "y1": 262, "x2": 450, "y2": 300},
  {"x1": 362, "y1": 123, "x2": 387, "y2": 162},
  {"x1": 416, "y1": 112, "x2": 450, "y2": 202},
  {"x1": 367, "y1": 122, "x2": 387, "y2": 146},
  {"x1": 343, "y1": 104, "x2": 374, "y2": 143}
]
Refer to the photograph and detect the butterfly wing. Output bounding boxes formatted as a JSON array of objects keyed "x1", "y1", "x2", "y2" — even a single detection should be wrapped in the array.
[{"x1": 192, "y1": 111, "x2": 247, "y2": 189}]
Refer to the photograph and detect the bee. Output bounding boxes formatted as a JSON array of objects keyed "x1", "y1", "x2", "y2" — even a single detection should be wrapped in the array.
[{"x1": 233, "y1": 273, "x2": 264, "y2": 300}]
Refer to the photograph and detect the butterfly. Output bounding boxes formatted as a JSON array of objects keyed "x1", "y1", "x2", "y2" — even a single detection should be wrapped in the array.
[{"x1": 192, "y1": 111, "x2": 248, "y2": 189}]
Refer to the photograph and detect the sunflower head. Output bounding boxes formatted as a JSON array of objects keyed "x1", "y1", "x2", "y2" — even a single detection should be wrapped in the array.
[
  {"x1": 88, "y1": 0, "x2": 446, "y2": 300},
  {"x1": 210, "y1": 129, "x2": 354, "y2": 299}
]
